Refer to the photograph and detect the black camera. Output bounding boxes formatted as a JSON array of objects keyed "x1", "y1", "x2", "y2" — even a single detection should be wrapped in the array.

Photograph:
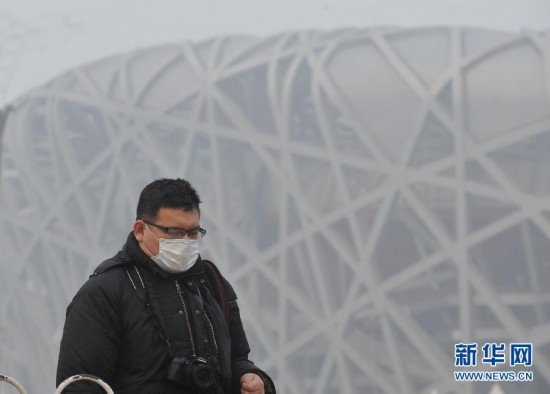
[{"x1": 167, "y1": 356, "x2": 217, "y2": 389}]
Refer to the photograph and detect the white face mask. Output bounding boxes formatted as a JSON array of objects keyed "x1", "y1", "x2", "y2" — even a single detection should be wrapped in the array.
[{"x1": 144, "y1": 225, "x2": 199, "y2": 273}]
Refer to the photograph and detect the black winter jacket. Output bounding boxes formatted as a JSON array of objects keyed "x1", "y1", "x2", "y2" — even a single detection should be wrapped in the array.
[{"x1": 56, "y1": 232, "x2": 275, "y2": 393}]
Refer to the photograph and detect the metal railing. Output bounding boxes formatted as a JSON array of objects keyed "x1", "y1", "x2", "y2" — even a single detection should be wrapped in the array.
[
  {"x1": 0, "y1": 375, "x2": 26, "y2": 394},
  {"x1": 0, "y1": 374, "x2": 113, "y2": 393}
]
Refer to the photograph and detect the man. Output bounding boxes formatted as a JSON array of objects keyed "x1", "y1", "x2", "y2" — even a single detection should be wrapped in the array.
[{"x1": 57, "y1": 178, "x2": 275, "y2": 393}]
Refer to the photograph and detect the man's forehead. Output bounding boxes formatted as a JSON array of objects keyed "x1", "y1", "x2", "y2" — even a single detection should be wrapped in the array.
[{"x1": 155, "y1": 206, "x2": 200, "y2": 219}]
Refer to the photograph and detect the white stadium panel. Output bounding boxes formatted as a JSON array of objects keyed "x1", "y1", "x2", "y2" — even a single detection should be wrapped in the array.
[{"x1": 1, "y1": 27, "x2": 550, "y2": 393}]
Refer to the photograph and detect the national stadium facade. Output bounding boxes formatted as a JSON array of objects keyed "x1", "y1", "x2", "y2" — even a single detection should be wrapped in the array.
[{"x1": 1, "y1": 27, "x2": 550, "y2": 393}]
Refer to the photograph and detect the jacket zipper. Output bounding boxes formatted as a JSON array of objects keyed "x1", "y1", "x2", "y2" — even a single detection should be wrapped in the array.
[
  {"x1": 203, "y1": 310, "x2": 219, "y2": 355},
  {"x1": 174, "y1": 280, "x2": 197, "y2": 356}
]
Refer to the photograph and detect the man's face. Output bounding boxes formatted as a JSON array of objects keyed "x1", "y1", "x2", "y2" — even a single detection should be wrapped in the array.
[{"x1": 134, "y1": 207, "x2": 201, "y2": 256}]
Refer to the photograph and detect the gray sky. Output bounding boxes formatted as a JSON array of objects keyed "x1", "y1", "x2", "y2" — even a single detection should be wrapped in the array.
[{"x1": 1, "y1": 0, "x2": 550, "y2": 106}]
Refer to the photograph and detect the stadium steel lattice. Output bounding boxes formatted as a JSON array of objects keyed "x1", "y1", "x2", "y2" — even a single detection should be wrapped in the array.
[{"x1": 1, "y1": 27, "x2": 550, "y2": 393}]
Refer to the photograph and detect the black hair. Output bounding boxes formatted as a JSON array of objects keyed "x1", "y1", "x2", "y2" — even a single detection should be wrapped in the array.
[{"x1": 136, "y1": 178, "x2": 202, "y2": 221}]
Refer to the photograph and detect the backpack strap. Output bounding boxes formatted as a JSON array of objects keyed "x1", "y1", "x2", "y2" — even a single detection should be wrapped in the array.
[{"x1": 202, "y1": 259, "x2": 230, "y2": 328}]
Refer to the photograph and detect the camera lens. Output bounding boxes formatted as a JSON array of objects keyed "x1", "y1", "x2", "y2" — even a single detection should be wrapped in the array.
[
  {"x1": 167, "y1": 356, "x2": 217, "y2": 389},
  {"x1": 191, "y1": 363, "x2": 216, "y2": 389}
]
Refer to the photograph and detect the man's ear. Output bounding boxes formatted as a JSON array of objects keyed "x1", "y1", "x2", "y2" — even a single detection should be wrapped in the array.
[{"x1": 134, "y1": 220, "x2": 145, "y2": 242}]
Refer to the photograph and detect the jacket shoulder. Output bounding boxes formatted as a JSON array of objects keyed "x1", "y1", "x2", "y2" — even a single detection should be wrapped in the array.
[
  {"x1": 92, "y1": 250, "x2": 131, "y2": 277},
  {"x1": 68, "y1": 251, "x2": 132, "y2": 309}
]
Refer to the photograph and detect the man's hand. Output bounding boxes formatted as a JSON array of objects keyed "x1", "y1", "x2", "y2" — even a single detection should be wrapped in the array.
[{"x1": 240, "y1": 372, "x2": 264, "y2": 394}]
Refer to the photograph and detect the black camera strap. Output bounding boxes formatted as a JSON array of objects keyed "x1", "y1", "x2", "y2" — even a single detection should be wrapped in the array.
[
  {"x1": 125, "y1": 265, "x2": 174, "y2": 356},
  {"x1": 124, "y1": 261, "x2": 230, "y2": 354}
]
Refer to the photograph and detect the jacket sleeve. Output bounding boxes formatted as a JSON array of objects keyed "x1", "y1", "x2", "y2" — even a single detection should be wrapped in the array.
[
  {"x1": 224, "y1": 279, "x2": 276, "y2": 394},
  {"x1": 56, "y1": 275, "x2": 122, "y2": 393}
]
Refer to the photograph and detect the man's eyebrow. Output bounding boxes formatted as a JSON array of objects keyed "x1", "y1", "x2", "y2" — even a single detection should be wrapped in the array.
[{"x1": 167, "y1": 225, "x2": 201, "y2": 230}]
